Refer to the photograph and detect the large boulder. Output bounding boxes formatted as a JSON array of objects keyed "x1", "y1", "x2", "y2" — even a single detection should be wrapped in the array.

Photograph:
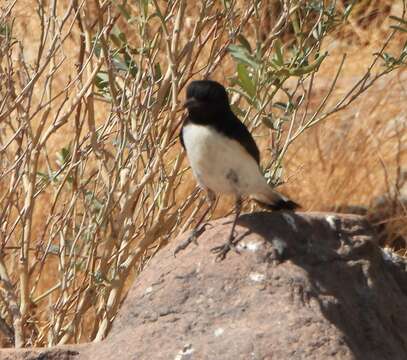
[{"x1": 2, "y1": 212, "x2": 407, "y2": 359}]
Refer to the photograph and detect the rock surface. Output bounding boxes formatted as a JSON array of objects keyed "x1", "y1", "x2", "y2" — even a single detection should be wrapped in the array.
[{"x1": 2, "y1": 212, "x2": 407, "y2": 360}]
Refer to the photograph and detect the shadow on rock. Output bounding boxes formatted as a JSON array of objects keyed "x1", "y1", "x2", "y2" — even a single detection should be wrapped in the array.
[{"x1": 237, "y1": 211, "x2": 407, "y2": 360}]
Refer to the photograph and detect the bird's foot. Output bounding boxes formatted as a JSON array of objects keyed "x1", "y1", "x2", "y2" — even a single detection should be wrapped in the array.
[
  {"x1": 210, "y1": 236, "x2": 240, "y2": 262},
  {"x1": 174, "y1": 223, "x2": 212, "y2": 257}
]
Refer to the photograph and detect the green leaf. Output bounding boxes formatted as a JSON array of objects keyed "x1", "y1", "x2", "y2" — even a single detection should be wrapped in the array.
[
  {"x1": 93, "y1": 37, "x2": 102, "y2": 58},
  {"x1": 56, "y1": 147, "x2": 70, "y2": 167},
  {"x1": 110, "y1": 27, "x2": 124, "y2": 47},
  {"x1": 139, "y1": 0, "x2": 149, "y2": 17},
  {"x1": 154, "y1": 63, "x2": 162, "y2": 81},
  {"x1": 124, "y1": 52, "x2": 138, "y2": 77},
  {"x1": 269, "y1": 59, "x2": 280, "y2": 69},
  {"x1": 390, "y1": 25, "x2": 407, "y2": 33},
  {"x1": 95, "y1": 72, "x2": 109, "y2": 90},
  {"x1": 237, "y1": 34, "x2": 252, "y2": 53},
  {"x1": 289, "y1": 52, "x2": 328, "y2": 76},
  {"x1": 343, "y1": 3, "x2": 354, "y2": 19},
  {"x1": 36, "y1": 171, "x2": 49, "y2": 180},
  {"x1": 112, "y1": 56, "x2": 129, "y2": 72},
  {"x1": 85, "y1": 191, "x2": 104, "y2": 212},
  {"x1": 118, "y1": 31, "x2": 127, "y2": 44},
  {"x1": 229, "y1": 44, "x2": 259, "y2": 70},
  {"x1": 274, "y1": 39, "x2": 284, "y2": 66},
  {"x1": 47, "y1": 244, "x2": 60, "y2": 255},
  {"x1": 237, "y1": 63, "x2": 256, "y2": 98},
  {"x1": 117, "y1": 4, "x2": 131, "y2": 20},
  {"x1": 273, "y1": 102, "x2": 288, "y2": 111},
  {"x1": 389, "y1": 15, "x2": 407, "y2": 26},
  {"x1": 0, "y1": 23, "x2": 11, "y2": 37}
]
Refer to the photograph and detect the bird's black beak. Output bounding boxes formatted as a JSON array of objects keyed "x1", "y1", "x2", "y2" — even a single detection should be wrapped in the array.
[{"x1": 183, "y1": 97, "x2": 199, "y2": 109}]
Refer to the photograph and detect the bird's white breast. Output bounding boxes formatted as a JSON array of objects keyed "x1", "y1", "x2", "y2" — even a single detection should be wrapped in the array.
[{"x1": 182, "y1": 123, "x2": 268, "y2": 196}]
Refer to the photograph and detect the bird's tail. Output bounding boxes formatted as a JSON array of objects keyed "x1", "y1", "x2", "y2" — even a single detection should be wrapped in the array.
[{"x1": 251, "y1": 189, "x2": 300, "y2": 211}]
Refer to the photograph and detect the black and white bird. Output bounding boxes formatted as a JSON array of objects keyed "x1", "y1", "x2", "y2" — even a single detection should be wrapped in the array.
[{"x1": 175, "y1": 80, "x2": 299, "y2": 260}]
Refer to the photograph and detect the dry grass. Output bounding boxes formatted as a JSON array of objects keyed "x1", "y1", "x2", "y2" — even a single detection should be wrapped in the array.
[
  {"x1": 0, "y1": 0, "x2": 406, "y2": 348},
  {"x1": 284, "y1": 20, "x2": 407, "y2": 252}
]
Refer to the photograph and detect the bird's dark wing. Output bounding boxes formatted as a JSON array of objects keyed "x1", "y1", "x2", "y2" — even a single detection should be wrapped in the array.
[
  {"x1": 218, "y1": 113, "x2": 260, "y2": 164},
  {"x1": 180, "y1": 111, "x2": 260, "y2": 164},
  {"x1": 179, "y1": 127, "x2": 185, "y2": 148},
  {"x1": 179, "y1": 118, "x2": 190, "y2": 149}
]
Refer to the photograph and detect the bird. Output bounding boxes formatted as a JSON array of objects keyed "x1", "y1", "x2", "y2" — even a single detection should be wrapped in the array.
[{"x1": 174, "y1": 80, "x2": 299, "y2": 260}]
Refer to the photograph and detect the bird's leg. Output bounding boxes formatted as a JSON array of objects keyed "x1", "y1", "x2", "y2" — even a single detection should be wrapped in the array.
[
  {"x1": 174, "y1": 190, "x2": 216, "y2": 256},
  {"x1": 211, "y1": 196, "x2": 242, "y2": 261}
]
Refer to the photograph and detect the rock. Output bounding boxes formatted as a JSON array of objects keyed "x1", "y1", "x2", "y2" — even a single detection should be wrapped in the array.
[{"x1": 2, "y1": 212, "x2": 407, "y2": 360}]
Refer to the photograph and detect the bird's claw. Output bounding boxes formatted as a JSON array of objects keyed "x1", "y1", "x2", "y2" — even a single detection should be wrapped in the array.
[
  {"x1": 210, "y1": 240, "x2": 240, "y2": 262},
  {"x1": 173, "y1": 223, "x2": 211, "y2": 257}
]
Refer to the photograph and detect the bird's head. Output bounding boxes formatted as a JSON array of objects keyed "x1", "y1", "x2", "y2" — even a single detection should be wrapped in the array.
[{"x1": 184, "y1": 80, "x2": 230, "y2": 120}]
